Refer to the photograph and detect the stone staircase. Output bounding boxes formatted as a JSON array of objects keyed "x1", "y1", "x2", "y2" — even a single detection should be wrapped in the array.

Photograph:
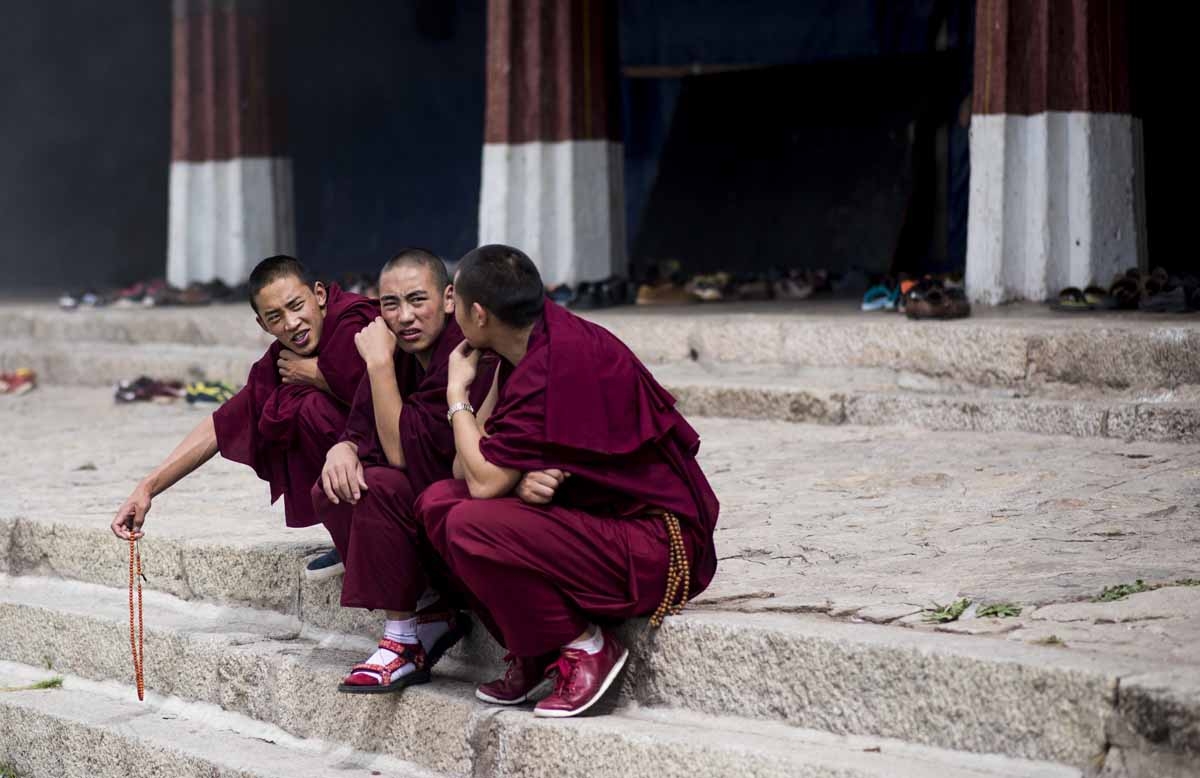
[
  {"x1": 2, "y1": 301, "x2": 1199, "y2": 776},
  {"x1": 1, "y1": 302, "x2": 1197, "y2": 443}
]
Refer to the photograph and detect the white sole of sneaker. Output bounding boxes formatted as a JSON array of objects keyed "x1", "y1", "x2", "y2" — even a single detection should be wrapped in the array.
[
  {"x1": 475, "y1": 689, "x2": 528, "y2": 705},
  {"x1": 303, "y1": 561, "x2": 344, "y2": 581},
  {"x1": 533, "y1": 648, "x2": 629, "y2": 718}
]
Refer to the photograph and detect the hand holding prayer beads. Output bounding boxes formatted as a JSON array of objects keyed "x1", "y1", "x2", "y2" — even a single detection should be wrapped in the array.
[{"x1": 111, "y1": 485, "x2": 151, "y2": 540}]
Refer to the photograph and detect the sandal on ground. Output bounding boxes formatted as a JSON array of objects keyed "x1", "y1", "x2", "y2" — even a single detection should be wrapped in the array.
[
  {"x1": 861, "y1": 284, "x2": 899, "y2": 312},
  {"x1": 338, "y1": 638, "x2": 429, "y2": 695},
  {"x1": 1050, "y1": 287, "x2": 1092, "y2": 312}
]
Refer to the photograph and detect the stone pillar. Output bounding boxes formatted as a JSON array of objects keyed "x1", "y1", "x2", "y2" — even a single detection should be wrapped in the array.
[
  {"x1": 966, "y1": 0, "x2": 1144, "y2": 304},
  {"x1": 478, "y1": 0, "x2": 626, "y2": 286},
  {"x1": 168, "y1": 0, "x2": 294, "y2": 288}
]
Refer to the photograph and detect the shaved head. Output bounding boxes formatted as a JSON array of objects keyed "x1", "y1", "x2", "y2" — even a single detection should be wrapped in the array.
[
  {"x1": 248, "y1": 255, "x2": 313, "y2": 313},
  {"x1": 381, "y1": 247, "x2": 450, "y2": 292}
]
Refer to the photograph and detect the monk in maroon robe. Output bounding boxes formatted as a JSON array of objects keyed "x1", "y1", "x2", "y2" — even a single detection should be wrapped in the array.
[
  {"x1": 415, "y1": 244, "x2": 719, "y2": 718},
  {"x1": 110, "y1": 256, "x2": 376, "y2": 555},
  {"x1": 311, "y1": 249, "x2": 494, "y2": 694}
]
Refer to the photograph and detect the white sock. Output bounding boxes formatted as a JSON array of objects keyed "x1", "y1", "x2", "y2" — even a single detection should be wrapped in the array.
[
  {"x1": 356, "y1": 617, "x2": 419, "y2": 683},
  {"x1": 415, "y1": 588, "x2": 440, "y2": 612},
  {"x1": 417, "y1": 618, "x2": 450, "y2": 653},
  {"x1": 565, "y1": 624, "x2": 604, "y2": 655}
]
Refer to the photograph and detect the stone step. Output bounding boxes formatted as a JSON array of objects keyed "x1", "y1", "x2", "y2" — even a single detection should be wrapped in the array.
[
  {"x1": 0, "y1": 572, "x2": 1178, "y2": 772},
  {"x1": 4, "y1": 339, "x2": 1196, "y2": 442},
  {"x1": 0, "y1": 576, "x2": 1086, "y2": 778},
  {"x1": 3, "y1": 301, "x2": 1199, "y2": 390},
  {"x1": 0, "y1": 662, "x2": 439, "y2": 778},
  {"x1": 657, "y1": 363, "x2": 1200, "y2": 443}
]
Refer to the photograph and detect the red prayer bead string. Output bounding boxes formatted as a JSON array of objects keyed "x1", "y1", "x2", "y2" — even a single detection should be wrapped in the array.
[{"x1": 128, "y1": 535, "x2": 145, "y2": 701}]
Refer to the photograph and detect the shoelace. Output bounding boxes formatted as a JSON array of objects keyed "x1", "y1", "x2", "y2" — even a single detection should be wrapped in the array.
[{"x1": 546, "y1": 650, "x2": 585, "y2": 696}]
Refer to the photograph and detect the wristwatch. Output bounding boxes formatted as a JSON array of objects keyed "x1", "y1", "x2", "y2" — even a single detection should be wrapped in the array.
[{"x1": 446, "y1": 401, "x2": 475, "y2": 423}]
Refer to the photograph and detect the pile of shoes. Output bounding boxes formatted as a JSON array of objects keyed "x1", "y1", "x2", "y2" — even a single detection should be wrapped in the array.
[
  {"x1": 1052, "y1": 268, "x2": 1200, "y2": 314},
  {"x1": 861, "y1": 274, "x2": 970, "y2": 320},
  {"x1": 115, "y1": 376, "x2": 239, "y2": 405},
  {"x1": 60, "y1": 278, "x2": 245, "y2": 310},
  {"x1": 114, "y1": 376, "x2": 187, "y2": 404}
]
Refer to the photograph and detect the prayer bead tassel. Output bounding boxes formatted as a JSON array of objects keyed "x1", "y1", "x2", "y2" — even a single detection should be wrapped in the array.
[
  {"x1": 128, "y1": 535, "x2": 145, "y2": 701},
  {"x1": 650, "y1": 513, "x2": 690, "y2": 627}
]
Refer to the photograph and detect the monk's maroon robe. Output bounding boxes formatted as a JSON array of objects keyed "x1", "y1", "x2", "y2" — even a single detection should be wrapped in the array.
[
  {"x1": 214, "y1": 283, "x2": 376, "y2": 528},
  {"x1": 415, "y1": 300, "x2": 719, "y2": 656},
  {"x1": 312, "y1": 316, "x2": 494, "y2": 611}
]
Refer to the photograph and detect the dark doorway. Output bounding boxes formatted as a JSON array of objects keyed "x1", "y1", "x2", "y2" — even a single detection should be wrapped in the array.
[
  {"x1": 282, "y1": 0, "x2": 487, "y2": 279},
  {"x1": 0, "y1": 1, "x2": 170, "y2": 296}
]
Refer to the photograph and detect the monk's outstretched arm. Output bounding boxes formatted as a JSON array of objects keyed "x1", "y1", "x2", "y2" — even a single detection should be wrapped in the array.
[{"x1": 110, "y1": 415, "x2": 218, "y2": 539}]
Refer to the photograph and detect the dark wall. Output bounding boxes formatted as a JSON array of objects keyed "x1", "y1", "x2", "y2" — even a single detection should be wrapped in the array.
[
  {"x1": 283, "y1": 0, "x2": 486, "y2": 278},
  {"x1": 0, "y1": 1, "x2": 170, "y2": 295}
]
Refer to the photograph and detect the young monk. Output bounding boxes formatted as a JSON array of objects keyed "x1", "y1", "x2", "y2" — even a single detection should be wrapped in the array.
[
  {"x1": 110, "y1": 256, "x2": 376, "y2": 562},
  {"x1": 313, "y1": 248, "x2": 494, "y2": 694},
  {"x1": 416, "y1": 244, "x2": 720, "y2": 718}
]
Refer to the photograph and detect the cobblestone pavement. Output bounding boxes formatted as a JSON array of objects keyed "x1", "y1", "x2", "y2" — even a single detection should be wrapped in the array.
[{"x1": 2, "y1": 386, "x2": 1197, "y2": 668}]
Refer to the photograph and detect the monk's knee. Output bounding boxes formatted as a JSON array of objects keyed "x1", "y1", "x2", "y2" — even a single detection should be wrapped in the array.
[
  {"x1": 295, "y1": 391, "x2": 342, "y2": 438},
  {"x1": 415, "y1": 479, "x2": 471, "y2": 523},
  {"x1": 442, "y1": 500, "x2": 495, "y2": 553}
]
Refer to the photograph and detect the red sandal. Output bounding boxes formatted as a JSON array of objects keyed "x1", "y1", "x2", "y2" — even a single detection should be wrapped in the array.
[{"x1": 337, "y1": 638, "x2": 430, "y2": 695}]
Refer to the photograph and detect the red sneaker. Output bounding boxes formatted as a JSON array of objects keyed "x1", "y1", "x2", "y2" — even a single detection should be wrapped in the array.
[
  {"x1": 475, "y1": 651, "x2": 555, "y2": 705},
  {"x1": 533, "y1": 629, "x2": 628, "y2": 718}
]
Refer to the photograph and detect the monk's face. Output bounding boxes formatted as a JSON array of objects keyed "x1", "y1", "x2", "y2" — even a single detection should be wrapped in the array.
[
  {"x1": 451, "y1": 282, "x2": 491, "y2": 349},
  {"x1": 253, "y1": 276, "x2": 327, "y2": 356},
  {"x1": 379, "y1": 263, "x2": 452, "y2": 357}
]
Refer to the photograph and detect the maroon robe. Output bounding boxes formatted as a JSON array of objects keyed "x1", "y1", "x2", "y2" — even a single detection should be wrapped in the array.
[
  {"x1": 416, "y1": 300, "x2": 720, "y2": 655},
  {"x1": 312, "y1": 316, "x2": 494, "y2": 611},
  {"x1": 214, "y1": 283, "x2": 376, "y2": 528}
]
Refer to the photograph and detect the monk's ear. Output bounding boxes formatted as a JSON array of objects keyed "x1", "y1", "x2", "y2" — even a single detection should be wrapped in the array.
[
  {"x1": 312, "y1": 281, "x2": 328, "y2": 309},
  {"x1": 254, "y1": 313, "x2": 269, "y2": 334},
  {"x1": 472, "y1": 301, "x2": 487, "y2": 328},
  {"x1": 443, "y1": 283, "x2": 455, "y2": 314}
]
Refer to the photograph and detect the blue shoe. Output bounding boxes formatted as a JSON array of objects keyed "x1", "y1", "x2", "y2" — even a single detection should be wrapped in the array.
[{"x1": 305, "y1": 548, "x2": 344, "y2": 581}]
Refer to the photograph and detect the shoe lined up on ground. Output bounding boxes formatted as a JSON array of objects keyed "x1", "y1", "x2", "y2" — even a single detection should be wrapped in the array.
[
  {"x1": 0, "y1": 368, "x2": 36, "y2": 396},
  {"x1": 860, "y1": 273, "x2": 970, "y2": 319},
  {"x1": 60, "y1": 278, "x2": 245, "y2": 311},
  {"x1": 1052, "y1": 267, "x2": 1200, "y2": 314},
  {"x1": 114, "y1": 376, "x2": 187, "y2": 404}
]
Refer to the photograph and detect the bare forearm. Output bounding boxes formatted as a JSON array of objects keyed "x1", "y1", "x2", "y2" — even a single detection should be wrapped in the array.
[
  {"x1": 143, "y1": 415, "x2": 219, "y2": 496},
  {"x1": 450, "y1": 410, "x2": 518, "y2": 498},
  {"x1": 368, "y1": 361, "x2": 405, "y2": 467}
]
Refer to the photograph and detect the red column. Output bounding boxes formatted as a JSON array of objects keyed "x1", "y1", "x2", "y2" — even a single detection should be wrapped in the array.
[
  {"x1": 168, "y1": 0, "x2": 294, "y2": 287},
  {"x1": 478, "y1": 0, "x2": 626, "y2": 285}
]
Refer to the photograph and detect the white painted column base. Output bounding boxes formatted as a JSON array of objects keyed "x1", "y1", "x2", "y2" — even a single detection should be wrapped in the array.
[
  {"x1": 966, "y1": 112, "x2": 1143, "y2": 304},
  {"x1": 478, "y1": 140, "x2": 626, "y2": 286},
  {"x1": 167, "y1": 157, "x2": 296, "y2": 287}
]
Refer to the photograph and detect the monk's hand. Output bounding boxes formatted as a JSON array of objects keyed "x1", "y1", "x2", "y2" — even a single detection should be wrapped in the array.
[
  {"x1": 277, "y1": 349, "x2": 321, "y2": 387},
  {"x1": 111, "y1": 485, "x2": 151, "y2": 540},
  {"x1": 321, "y1": 441, "x2": 368, "y2": 505},
  {"x1": 447, "y1": 340, "x2": 480, "y2": 402},
  {"x1": 516, "y1": 469, "x2": 569, "y2": 505},
  {"x1": 354, "y1": 317, "x2": 396, "y2": 369}
]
